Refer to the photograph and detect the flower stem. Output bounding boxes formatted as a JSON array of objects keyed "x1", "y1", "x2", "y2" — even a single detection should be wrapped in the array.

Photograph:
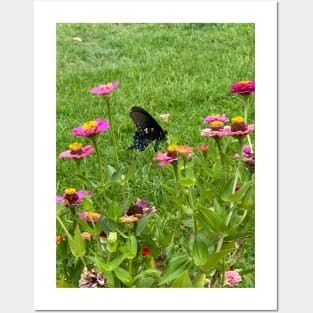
[
  {"x1": 187, "y1": 188, "x2": 198, "y2": 235},
  {"x1": 75, "y1": 159, "x2": 85, "y2": 189},
  {"x1": 105, "y1": 99, "x2": 119, "y2": 166},
  {"x1": 172, "y1": 162, "x2": 180, "y2": 187},
  {"x1": 128, "y1": 258, "x2": 133, "y2": 278},
  {"x1": 243, "y1": 95, "x2": 254, "y2": 153},
  {"x1": 215, "y1": 138, "x2": 225, "y2": 169},
  {"x1": 91, "y1": 137, "x2": 105, "y2": 185}
]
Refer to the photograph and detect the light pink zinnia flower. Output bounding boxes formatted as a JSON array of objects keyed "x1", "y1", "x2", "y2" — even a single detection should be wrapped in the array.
[
  {"x1": 200, "y1": 126, "x2": 232, "y2": 137},
  {"x1": 230, "y1": 80, "x2": 255, "y2": 94},
  {"x1": 225, "y1": 270, "x2": 242, "y2": 287},
  {"x1": 160, "y1": 114, "x2": 170, "y2": 122},
  {"x1": 204, "y1": 114, "x2": 229, "y2": 124},
  {"x1": 153, "y1": 151, "x2": 178, "y2": 166},
  {"x1": 59, "y1": 143, "x2": 95, "y2": 159},
  {"x1": 89, "y1": 81, "x2": 119, "y2": 96},
  {"x1": 72, "y1": 118, "x2": 110, "y2": 137},
  {"x1": 79, "y1": 211, "x2": 102, "y2": 222},
  {"x1": 56, "y1": 188, "x2": 92, "y2": 207}
]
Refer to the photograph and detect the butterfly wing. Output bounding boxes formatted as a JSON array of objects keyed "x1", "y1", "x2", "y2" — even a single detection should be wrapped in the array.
[{"x1": 129, "y1": 106, "x2": 167, "y2": 152}]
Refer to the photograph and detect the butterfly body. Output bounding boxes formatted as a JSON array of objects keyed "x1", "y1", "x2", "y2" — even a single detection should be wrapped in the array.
[{"x1": 128, "y1": 106, "x2": 167, "y2": 152}]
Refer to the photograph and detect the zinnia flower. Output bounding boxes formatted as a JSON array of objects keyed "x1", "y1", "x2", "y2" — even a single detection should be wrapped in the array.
[
  {"x1": 141, "y1": 247, "x2": 151, "y2": 255},
  {"x1": 72, "y1": 118, "x2": 110, "y2": 137},
  {"x1": 58, "y1": 143, "x2": 95, "y2": 159},
  {"x1": 56, "y1": 235, "x2": 61, "y2": 245},
  {"x1": 154, "y1": 151, "x2": 178, "y2": 166},
  {"x1": 224, "y1": 270, "x2": 242, "y2": 287},
  {"x1": 81, "y1": 232, "x2": 91, "y2": 240},
  {"x1": 197, "y1": 143, "x2": 209, "y2": 152},
  {"x1": 204, "y1": 114, "x2": 229, "y2": 124},
  {"x1": 200, "y1": 126, "x2": 231, "y2": 137},
  {"x1": 123, "y1": 198, "x2": 157, "y2": 220},
  {"x1": 230, "y1": 80, "x2": 255, "y2": 94},
  {"x1": 175, "y1": 145, "x2": 194, "y2": 158},
  {"x1": 89, "y1": 81, "x2": 119, "y2": 99},
  {"x1": 56, "y1": 188, "x2": 91, "y2": 207},
  {"x1": 228, "y1": 116, "x2": 255, "y2": 137},
  {"x1": 160, "y1": 114, "x2": 170, "y2": 122},
  {"x1": 120, "y1": 215, "x2": 139, "y2": 223},
  {"x1": 79, "y1": 211, "x2": 102, "y2": 222},
  {"x1": 79, "y1": 267, "x2": 109, "y2": 288},
  {"x1": 242, "y1": 145, "x2": 253, "y2": 158}
]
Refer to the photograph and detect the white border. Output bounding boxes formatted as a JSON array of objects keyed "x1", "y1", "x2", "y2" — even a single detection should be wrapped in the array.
[{"x1": 34, "y1": 1, "x2": 277, "y2": 310}]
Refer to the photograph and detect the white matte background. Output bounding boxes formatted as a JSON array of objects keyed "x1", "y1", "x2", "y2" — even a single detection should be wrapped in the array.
[{"x1": 1, "y1": 0, "x2": 312, "y2": 312}]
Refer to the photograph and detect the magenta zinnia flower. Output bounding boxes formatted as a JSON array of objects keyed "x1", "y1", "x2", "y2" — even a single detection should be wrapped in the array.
[
  {"x1": 242, "y1": 145, "x2": 253, "y2": 158},
  {"x1": 79, "y1": 211, "x2": 102, "y2": 222},
  {"x1": 225, "y1": 270, "x2": 242, "y2": 287},
  {"x1": 56, "y1": 188, "x2": 92, "y2": 207},
  {"x1": 89, "y1": 82, "x2": 119, "y2": 97},
  {"x1": 231, "y1": 80, "x2": 255, "y2": 94},
  {"x1": 72, "y1": 118, "x2": 110, "y2": 137},
  {"x1": 204, "y1": 114, "x2": 229, "y2": 124},
  {"x1": 59, "y1": 143, "x2": 95, "y2": 159}
]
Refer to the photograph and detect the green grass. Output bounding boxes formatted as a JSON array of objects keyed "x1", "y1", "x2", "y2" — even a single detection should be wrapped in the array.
[{"x1": 56, "y1": 23, "x2": 255, "y2": 287}]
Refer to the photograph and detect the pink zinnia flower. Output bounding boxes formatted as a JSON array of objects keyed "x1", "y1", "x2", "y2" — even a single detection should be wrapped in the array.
[
  {"x1": 56, "y1": 188, "x2": 92, "y2": 207},
  {"x1": 204, "y1": 114, "x2": 229, "y2": 124},
  {"x1": 228, "y1": 116, "x2": 255, "y2": 137},
  {"x1": 58, "y1": 143, "x2": 95, "y2": 159},
  {"x1": 72, "y1": 118, "x2": 110, "y2": 137},
  {"x1": 242, "y1": 145, "x2": 253, "y2": 158},
  {"x1": 230, "y1": 80, "x2": 255, "y2": 94},
  {"x1": 160, "y1": 114, "x2": 170, "y2": 122},
  {"x1": 225, "y1": 270, "x2": 242, "y2": 287},
  {"x1": 79, "y1": 211, "x2": 102, "y2": 222},
  {"x1": 89, "y1": 81, "x2": 119, "y2": 96},
  {"x1": 200, "y1": 126, "x2": 232, "y2": 137},
  {"x1": 153, "y1": 151, "x2": 178, "y2": 166}
]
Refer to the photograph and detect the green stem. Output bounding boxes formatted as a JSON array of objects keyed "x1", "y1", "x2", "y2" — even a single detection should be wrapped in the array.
[
  {"x1": 215, "y1": 138, "x2": 225, "y2": 169},
  {"x1": 105, "y1": 99, "x2": 119, "y2": 165},
  {"x1": 172, "y1": 162, "x2": 180, "y2": 187},
  {"x1": 91, "y1": 137, "x2": 105, "y2": 185},
  {"x1": 79, "y1": 256, "x2": 87, "y2": 268},
  {"x1": 243, "y1": 95, "x2": 254, "y2": 153},
  {"x1": 128, "y1": 258, "x2": 133, "y2": 277},
  {"x1": 187, "y1": 188, "x2": 198, "y2": 235},
  {"x1": 56, "y1": 215, "x2": 72, "y2": 240},
  {"x1": 75, "y1": 159, "x2": 85, "y2": 189}
]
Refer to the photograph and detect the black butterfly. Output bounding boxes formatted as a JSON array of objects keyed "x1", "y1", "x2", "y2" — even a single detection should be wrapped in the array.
[{"x1": 128, "y1": 106, "x2": 167, "y2": 152}]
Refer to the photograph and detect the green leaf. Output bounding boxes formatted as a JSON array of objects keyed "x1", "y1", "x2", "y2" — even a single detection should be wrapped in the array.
[
  {"x1": 107, "y1": 201, "x2": 123, "y2": 222},
  {"x1": 198, "y1": 207, "x2": 225, "y2": 233},
  {"x1": 192, "y1": 236, "x2": 209, "y2": 267},
  {"x1": 171, "y1": 270, "x2": 192, "y2": 288},
  {"x1": 136, "y1": 215, "x2": 152, "y2": 236},
  {"x1": 203, "y1": 249, "x2": 233, "y2": 270},
  {"x1": 180, "y1": 177, "x2": 196, "y2": 188},
  {"x1": 128, "y1": 235, "x2": 137, "y2": 259},
  {"x1": 241, "y1": 185, "x2": 255, "y2": 210},
  {"x1": 68, "y1": 225, "x2": 86, "y2": 257},
  {"x1": 94, "y1": 255, "x2": 110, "y2": 272},
  {"x1": 192, "y1": 273, "x2": 206, "y2": 288},
  {"x1": 221, "y1": 177, "x2": 236, "y2": 201},
  {"x1": 106, "y1": 255, "x2": 127, "y2": 271},
  {"x1": 133, "y1": 269, "x2": 159, "y2": 282},
  {"x1": 158, "y1": 255, "x2": 191, "y2": 286},
  {"x1": 160, "y1": 182, "x2": 177, "y2": 195},
  {"x1": 228, "y1": 181, "x2": 252, "y2": 202},
  {"x1": 113, "y1": 267, "x2": 131, "y2": 285},
  {"x1": 136, "y1": 277, "x2": 155, "y2": 288},
  {"x1": 120, "y1": 161, "x2": 136, "y2": 185},
  {"x1": 82, "y1": 194, "x2": 93, "y2": 211}
]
